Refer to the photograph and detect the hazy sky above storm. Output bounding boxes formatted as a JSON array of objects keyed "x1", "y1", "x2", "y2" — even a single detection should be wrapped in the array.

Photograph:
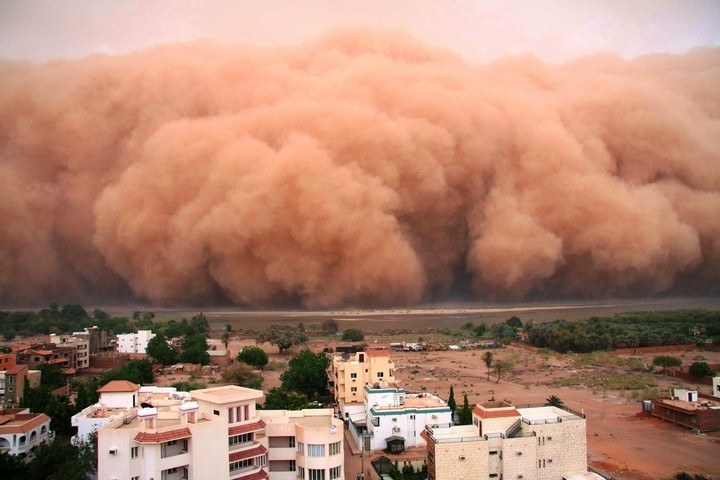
[{"x1": 1, "y1": 0, "x2": 719, "y2": 64}]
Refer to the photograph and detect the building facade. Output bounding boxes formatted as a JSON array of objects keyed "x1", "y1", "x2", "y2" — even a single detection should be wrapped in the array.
[
  {"x1": 424, "y1": 401, "x2": 594, "y2": 480},
  {"x1": 117, "y1": 330, "x2": 156, "y2": 354},
  {"x1": 49, "y1": 334, "x2": 90, "y2": 370},
  {"x1": 331, "y1": 348, "x2": 395, "y2": 420},
  {"x1": 87, "y1": 383, "x2": 344, "y2": 480}
]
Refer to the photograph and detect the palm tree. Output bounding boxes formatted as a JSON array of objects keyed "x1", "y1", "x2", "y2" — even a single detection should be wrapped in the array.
[
  {"x1": 221, "y1": 332, "x2": 231, "y2": 350},
  {"x1": 545, "y1": 395, "x2": 565, "y2": 409},
  {"x1": 482, "y1": 351, "x2": 493, "y2": 381}
]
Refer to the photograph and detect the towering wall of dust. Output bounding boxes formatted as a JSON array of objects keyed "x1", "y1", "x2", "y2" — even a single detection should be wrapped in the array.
[{"x1": 1, "y1": 29, "x2": 719, "y2": 307}]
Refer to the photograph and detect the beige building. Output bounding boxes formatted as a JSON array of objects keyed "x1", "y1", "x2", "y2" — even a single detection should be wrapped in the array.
[
  {"x1": 49, "y1": 333, "x2": 90, "y2": 370},
  {"x1": 425, "y1": 401, "x2": 598, "y2": 480},
  {"x1": 331, "y1": 348, "x2": 396, "y2": 420},
  {"x1": 90, "y1": 383, "x2": 343, "y2": 480}
]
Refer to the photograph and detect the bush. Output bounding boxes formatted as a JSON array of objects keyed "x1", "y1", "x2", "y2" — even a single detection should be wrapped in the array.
[
  {"x1": 321, "y1": 319, "x2": 339, "y2": 334},
  {"x1": 653, "y1": 356, "x2": 682, "y2": 367},
  {"x1": 342, "y1": 328, "x2": 364, "y2": 342},
  {"x1": 237, "y1": 346, "x2": 269, "y2": 367},
  {"x1": 689, "y1": 361, "x2": 715, "y2": 377}
]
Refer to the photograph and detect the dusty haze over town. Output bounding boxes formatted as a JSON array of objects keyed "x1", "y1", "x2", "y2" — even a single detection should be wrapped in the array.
[{"x1": 1, "y1": 1, "x2": 719, "y2": 308}]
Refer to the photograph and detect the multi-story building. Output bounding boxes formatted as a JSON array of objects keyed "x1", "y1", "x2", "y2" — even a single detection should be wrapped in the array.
[
  {"x1": 117, "y1": 330, "x2": 156, "y2": 354},
  {"x1": 48, "y1": 333, "x2": 90, "y2": 370},
  {"x1": 17, "y1": 342, "x2": 81, "y2": 373},
  {"x1": 348, "y1": 384, "x2": 451, "y2": 453},
  {"x1": 0, "y1": 365, "x2": 28, "y2": 405},
  {"x1": 0, "y1": 407, "x2": 53, "y2": 457},
  {"x1": 648, "y1": 389, "x2": 720, "y2": 433},
  {"x1": 86, "y1": 383, "x2": 344, "y2": 480},
  {"x1": 331, "y1": 347, "x2": 395, "y2": 420},
  {"x1": 424, "y1": 400, "x2": 596, "y2": 480}
]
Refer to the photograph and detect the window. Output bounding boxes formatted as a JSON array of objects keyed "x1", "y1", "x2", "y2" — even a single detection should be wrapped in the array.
[
  {"x1": 131, "y1": 446, "x2": 139, "y2": 458},
  {"x1": 289, "y1": 436, "x2": 296, "y2": 448},
  {"x1": 409, "y1": 415, "x2": 415, "y2": 420},
  {"x1": 228, "y1": 408, "x2": 234, "y2": 423},
  {"x1": 329, "y1": 441, "x2": 341, "y2": 455},
  {"x1": 377, "y1": 372, "x2": 384, "y2": 378},
  {"x1": 182, "y1": 439, "x2": 188, "y2": 451},
  {"x1": 308, "y1": 444, "x2": 325, "y2": 457},
  {"x1": 229, "y1": 433, "x2": 253, "y2": 446},
  {"x1": 132, "y1": 477, "x2": 140, "y2": 480},
  {"x1": 350, "y1": 373, "x2": 358, "y2": 379},
  {"x1": 351, "y1": 387, "x2": 358, "y2": 392},
  {"x1": 289, "y1": 460, "x2": 296, "y2": 471},
  {"x1": 167, "y1": 440, "x2": 177, "y2": 446},
  {"x1": 297, "y1": 442, "x2": 305, "y2": 454},
  {"x1": 330, "y1": 465, "x2": 342, "y2": 479},
  {"x1": 309, "y1": 469, "x2": 326, "y2": 480},
  {"x1": 298, "y1": 467, "x2": 305, "y2": 479},
  {"x1": 167, "y1": 468, "x2": 178, "y2": 474},
  {"x1": 489, "y1": 451, "x2": 498, "y2": 456},
  {"x1": 244, "y1": 405, "x2": 250, "y2": 420},
  {"x1": 230, "y1": 459, "x2": 254, "y2": 471},
  {"x1": 213, "y1": 410, "x2": 220, "y2": 416}
]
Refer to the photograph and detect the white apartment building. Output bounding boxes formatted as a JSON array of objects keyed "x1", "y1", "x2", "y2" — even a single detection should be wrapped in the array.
[
  {"x1": 331, "y1": 348, "x2": 396, "y2": 420},
  {"x1": 349, "y1": 384, "x2": 452, "y2": 453},
  {"x1": 0, "y1": 407, "x2": 53, "y2": 457},
  {"x1": 117, "y1": 330, "x2": 156, "y2": 354},
  {"x1": 86, "y1": 383, "x2": 344, "y2": 480},
  {"x1": 424, "y1": 400, "x2": 599, "y2": 480}
]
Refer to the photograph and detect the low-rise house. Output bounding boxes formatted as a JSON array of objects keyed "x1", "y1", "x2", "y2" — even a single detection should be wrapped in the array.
[
  {"x1": 0, "y1": 407, "x2": 53, "y2": 457},
  {"x1": 349, "y1": 384, "x2": 452, "y2": 453},
  {"x1": 648, "y1": 389, "x2": 720, "y2": 432}
]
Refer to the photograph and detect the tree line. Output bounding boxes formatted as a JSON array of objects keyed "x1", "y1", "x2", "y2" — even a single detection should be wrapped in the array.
[{"x1": 525, "y1": 309, "x2": 720, "y2": 353}]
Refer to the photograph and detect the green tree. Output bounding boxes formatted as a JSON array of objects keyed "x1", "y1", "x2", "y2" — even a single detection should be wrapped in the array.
[
  {"x1": 545, "y1": 395, "x2": 565, "y2": 408},
  {"x1": 457, "y1": 394, "x2": 473, "y2": 425},
  {"x1": 0, "y1": 451, "x2": 28, "y2": 477},
  {"x1": 493, "y1": 359, "x2": 513, "y2": 383},
  {"x1": 60, "y1": 304, "x2": 88, "y2": 321},
  {"x1": 146, "y1": 335, "x2": 179, "y2": 365},
  {"x1": 258, "y1": 324, "x2": 308, "y2": 354},
  {"x1": 221, "y1": 332, "x2": 231, "y2": 350},
  {"x1": 490, "y1": 323, "x2": 518, "y2": 344},
  {"x1": 38, "y1": 363, "x2": 66, "y2": 389},
  {"x1": 237, "y1": 346, "x2": 269, "y2": 367},
  {"x1": 280, "y1": 350, "x2": 330, "y2": 398},
  {"x1": 170, "y1": 381, "x2": 207, "y2": 391},
  {"x1": 92, "y1": 309, "x2": 109, "y2": 320},
  {"x1": 191, "y1": 313, "x2": 209, "y2": 334},
  {"x1": 262, "y1": 387, "x2": 311, "y2": 410},
  {"x1": 100, "y1": 359, "x2": 154, "y2": 385},
  {"x1": 473, "y1": 323, "x2": 487, "y2": 337},
  {"x1": 447, "y1": 385, "x2": 457, "y2": 413},
  {"x1": 342, "y1": 328, "x2": 364, "y2": 342},
  {"x1": 180, "y1": 333, "x2": 210, "y2": 365},
  {"x1": 27, "y1": 435, "x2": 93, "y2": 480},
  {"x1": 482, "y1": 351, "x2": 493, "y2": 381},
  {"x1": 321, "y1": 319, "x2": 339, "y2": 334},
  {"x1": 689, "y1": 361, "x2": 715, "y2": 377},
  {"x1": 505, "y1": 316, "x2": 523, "y2": 329},
  {"x1": 221, "y1": 363, "x2": 262, "y2": 389}
]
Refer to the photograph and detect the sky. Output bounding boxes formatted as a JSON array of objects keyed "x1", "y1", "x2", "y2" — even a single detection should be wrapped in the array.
[{"x1": 1, "y1": 0, "x2": 719, "y2": 64}]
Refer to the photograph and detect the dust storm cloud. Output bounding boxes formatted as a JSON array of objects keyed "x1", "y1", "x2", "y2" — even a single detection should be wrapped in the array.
[{"x1": 1, "y1": 29, "x2": 719, "y2": 308}]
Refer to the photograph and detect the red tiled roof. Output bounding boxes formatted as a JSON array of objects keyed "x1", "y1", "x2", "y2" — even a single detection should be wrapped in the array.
[
  {"x1": 228, "y1": 420, "x2": 266, "y2": 436},
  {"x1": 134, "y1": 427, "x2": 192, "y2": 444},
  {"x1": 232, "y1": 469, "x2": 268, "y2": 480},
  {"x1": 229, "y1": 444, "x2": 267, "y2": 462},
  {"x1": 97, "y1": 380, "x2": 140, "y2": 393},
  {"x1": 0, "y1": 413, "x2": 50, "y2": 434},
  {"x1": 473, "y1": 406, "x2": 520, "y2": 419}
]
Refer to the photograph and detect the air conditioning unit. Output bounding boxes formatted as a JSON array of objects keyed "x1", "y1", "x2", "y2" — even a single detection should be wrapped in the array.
[
  {"x1": 459, "y1": 455, "x2": 466, "y2": 461},
  {"x1": 108, "y1": 448, "x2": 118, "y2": 455}
]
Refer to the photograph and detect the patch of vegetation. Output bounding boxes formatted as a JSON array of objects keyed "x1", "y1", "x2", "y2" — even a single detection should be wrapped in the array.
[{"x1": 558, "y1": 372, "x2": 657, "y2": 390}]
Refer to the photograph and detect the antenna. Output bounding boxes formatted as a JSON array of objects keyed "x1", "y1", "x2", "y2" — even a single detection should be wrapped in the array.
[{"x1": 341, "y1": 352, "x2": 350, "y2": 360}]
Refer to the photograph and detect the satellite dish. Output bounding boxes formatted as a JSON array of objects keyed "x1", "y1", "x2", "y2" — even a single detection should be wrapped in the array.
[
  {"x1": 374, "y1": 382, "x2": 381, "y2": 389},
  {"x1": 342, "y1": 352, "x2": 351, "y2": 360}
]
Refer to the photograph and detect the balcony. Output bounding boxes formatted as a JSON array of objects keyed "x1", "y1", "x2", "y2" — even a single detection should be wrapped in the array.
[{"x1": 161, "y1": 465, "x2": 188, "y2": 480}]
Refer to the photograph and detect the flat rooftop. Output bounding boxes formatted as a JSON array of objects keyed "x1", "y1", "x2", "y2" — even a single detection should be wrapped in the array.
[
  {"x1": 191, "y1": 385, "x2": 263, "y2": 404},
  {"x1": 402, "y1": 394, "x2": 447, "y2": 409},
  {"x1": 426, "y1": 424, "x2": 480, "y2": 443},
  {"x1": 517, "y1": 406, "x2": 583, "y2": 422}
]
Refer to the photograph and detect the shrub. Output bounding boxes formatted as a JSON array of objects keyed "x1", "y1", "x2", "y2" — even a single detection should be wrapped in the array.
[
  {"x1": 689, "y1": 361, "x2": 715, "y2": 377},
  {"x1": 237, "y1": 346, "x2": 269, "y2": 367},
  {"x1": 653, "y1": 356, "x2": 682, "y2": 367},
  {"x1": 342, "y1": 328, "x2": 364, "y2": 342}
]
